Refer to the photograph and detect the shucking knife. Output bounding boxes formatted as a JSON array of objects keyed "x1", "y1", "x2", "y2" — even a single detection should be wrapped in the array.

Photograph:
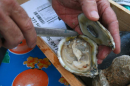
[
  {"x1": 35, "y1": 27, "x2": 78, "y2": 37},
  {"x1": 0, "y1": 27, "x2": 77, "y2": 64},
  {"x1": 0, "y1": 27, "x2": 78, "y2": 38}
]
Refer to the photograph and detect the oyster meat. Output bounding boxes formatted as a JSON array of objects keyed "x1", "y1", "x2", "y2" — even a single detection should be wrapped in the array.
[
  {"x1": 62, "y1": 38, "x2": 91, "y2": 70},
  {"x1": 57, "y1": 13, "x2": 115, "y2": 77}
]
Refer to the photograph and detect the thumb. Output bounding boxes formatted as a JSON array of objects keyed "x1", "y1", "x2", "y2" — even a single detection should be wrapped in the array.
[{"x1": 79, "y1": 0, "x2": 99, "y2": 21}]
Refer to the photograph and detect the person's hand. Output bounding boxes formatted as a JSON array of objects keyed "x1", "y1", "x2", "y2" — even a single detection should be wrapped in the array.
[
  {"x1": 0, "y1": 0, "x2": 37, "y2": 49},
  {"x1": 52, "y1": 0, "x2": 120, "y2": 64}
]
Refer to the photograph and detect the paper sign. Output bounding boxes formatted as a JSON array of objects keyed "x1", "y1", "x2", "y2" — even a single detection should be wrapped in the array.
[{"x1": 21, "y1": 0, "x2": 67, "y2": 53}]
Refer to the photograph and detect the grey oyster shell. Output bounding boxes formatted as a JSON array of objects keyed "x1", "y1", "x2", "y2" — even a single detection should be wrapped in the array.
[
  {"x1": 78, "y1": 13, "x2": 115, "y2": 50},
  {"x1": 92, "y1": 70, "x2": 109, "y2": 86},
  {"x1": 92, "y1": 55, "x2": 130, "y2": 86}
]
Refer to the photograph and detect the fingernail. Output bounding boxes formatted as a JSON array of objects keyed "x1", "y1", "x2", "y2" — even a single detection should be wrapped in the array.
[
  {"x1": 104, "y1": 53, "x2": 109, "y2": 59},
  {"x1": 29, "y1": 43, "x2": 36, "y2": 48},
  {"x1": 90, "y1": 11, "x2": 99, "y2": 19},
  {"x1": 97, "y1": 59, "x2": 103, "y2": 64}
]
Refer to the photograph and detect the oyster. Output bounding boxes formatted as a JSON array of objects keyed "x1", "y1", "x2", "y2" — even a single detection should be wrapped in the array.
[
  {"x1": 58, "y1": 35, "x2": 98, "y2": 77},
  {"x1": 92, "y1": 70, "x2": 109, "y2": 86},
  {"x1": 92, "y1": 55, "x2": 130, "y2": 86},
  {"x1": 57, "y1": 13, "x2": 115, "y2": 77}
]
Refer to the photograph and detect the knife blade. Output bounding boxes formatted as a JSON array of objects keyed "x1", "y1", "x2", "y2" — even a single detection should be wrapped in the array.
[
  {"x1": 0, "y1": 27, "x2": 78, "y2": 38},
  {"x1": 35, "y1": 27, "x2": 78, "y2": 37}
]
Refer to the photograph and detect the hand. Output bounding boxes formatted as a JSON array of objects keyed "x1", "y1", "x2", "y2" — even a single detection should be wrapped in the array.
[
  {"x1": 0, "y1": 0, "x2": 37, "y2": 49},
  {"x1": 52, "y1": 0, "x2": 120, "y2": 64}
]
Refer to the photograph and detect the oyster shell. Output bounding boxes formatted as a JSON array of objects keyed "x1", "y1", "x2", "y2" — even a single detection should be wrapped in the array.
[
  {"x1": 92, "y1": 70, "x2": 109, "y2": 86},
  {"x1": 104, "y1": 55, "x2": 130, "y2": 86},
  {"x1": 78, "y1": 13, "x2": 115, "y2": 50},
  {"x1": 57, "y1": 13, "x2": 115, "y2": 77},
  {"x1": 58, "y1": 35, "x2": 98, "y2": 77},
  {"x1": 92, "y1": 55, "x2": 130, "y2": 86}
]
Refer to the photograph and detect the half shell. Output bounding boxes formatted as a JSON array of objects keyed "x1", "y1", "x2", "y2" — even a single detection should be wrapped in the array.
[
  {"x1": 78, "y1": 13, "x2": 115, "y2": 50},
  {"x1": 57, "y1": 35, "x2": 98, "y2": 77}
]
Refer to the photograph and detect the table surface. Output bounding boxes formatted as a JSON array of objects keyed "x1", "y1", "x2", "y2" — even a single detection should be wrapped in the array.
[{"x1": 0, "y1": 39, "x2": 69, "y2": 86}]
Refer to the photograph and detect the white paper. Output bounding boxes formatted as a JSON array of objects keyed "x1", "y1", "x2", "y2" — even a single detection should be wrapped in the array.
[
  {"x1": 21, "y1": 0, "x2": 67, "y2": 53},
  {"x1": 113, "y1": 0, "x2": 130, "y2": 6}
]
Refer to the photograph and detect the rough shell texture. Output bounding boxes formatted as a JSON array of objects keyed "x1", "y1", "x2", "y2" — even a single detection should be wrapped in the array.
[
  {"x1": 104, "y1": 55, "x2": 130, "y2": 86},
  {"x1": 57, "y1": 35, "x2": 98, "y2": 77},
  {"x1": 78, "y1": 13, "x2": 115, "y2": 50},
  {"x1": 92, "y1": 55, "x2": 130, "y2": 86},
  {"x1": 92, "y1": 70, "x2": 109, "y2": 86}
]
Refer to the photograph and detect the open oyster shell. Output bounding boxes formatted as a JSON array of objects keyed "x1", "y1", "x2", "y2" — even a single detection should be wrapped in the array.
[
  {"x1": 58, "y1": 35, "x2": 98, "y2": 77},
  {"x1": 78, "y1": 13, "x2": 115, "y2": 50},
  {"x1": 57, "y1": 13, "x2": 115, "y2": 77}
]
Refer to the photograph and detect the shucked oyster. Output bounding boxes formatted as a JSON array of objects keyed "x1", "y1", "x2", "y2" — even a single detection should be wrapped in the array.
[
  {"x1": 58, "y1": 35, "x2": 98, "y2": 77},
  {"x1": 57, "y1": 13, "x2": 115, "y2": 77}
]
